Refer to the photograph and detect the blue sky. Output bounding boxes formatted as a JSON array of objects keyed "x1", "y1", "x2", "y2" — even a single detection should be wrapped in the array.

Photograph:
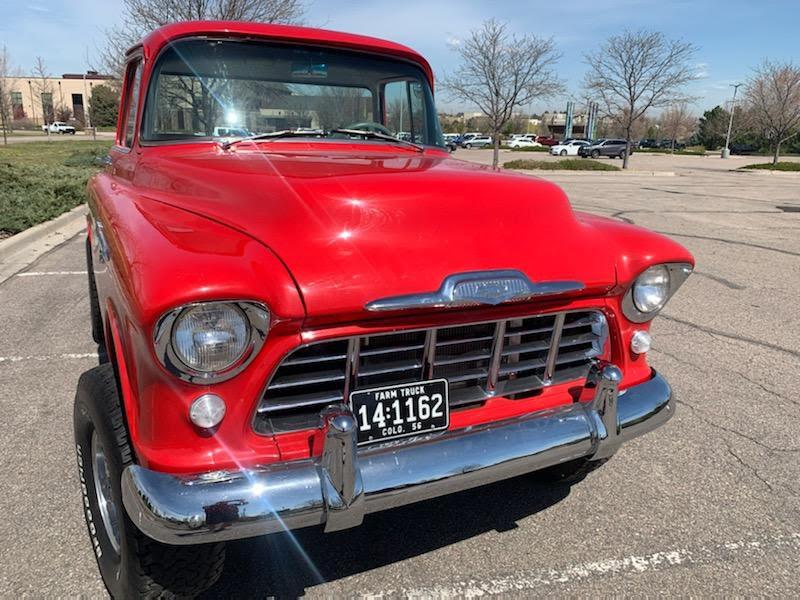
[{"x1": 2, "y1": 0, "x2": 798, "y2": 114}]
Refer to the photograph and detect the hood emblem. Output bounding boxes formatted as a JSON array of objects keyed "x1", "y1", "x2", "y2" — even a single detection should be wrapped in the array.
[{"x1": 365, "y1": 270, "x2": 585, "y2": 311}]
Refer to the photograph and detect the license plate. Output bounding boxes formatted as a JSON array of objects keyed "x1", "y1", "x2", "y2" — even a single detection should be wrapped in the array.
[{"x1": 349, "y1": 379, "x2": 449, "y2": 446}]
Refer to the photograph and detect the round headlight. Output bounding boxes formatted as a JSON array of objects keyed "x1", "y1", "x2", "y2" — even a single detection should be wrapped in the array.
[
  {"x1": 172, "y1": 303, "x2": 249, "y2": 373},
  {"x1": 633, "y1": 265, "x2": 670, "y2": 313}
]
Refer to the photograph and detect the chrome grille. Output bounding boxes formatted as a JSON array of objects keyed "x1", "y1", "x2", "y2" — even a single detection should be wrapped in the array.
[{"x1": 254, "y1": 310, "x2": 607, "y2": 434}]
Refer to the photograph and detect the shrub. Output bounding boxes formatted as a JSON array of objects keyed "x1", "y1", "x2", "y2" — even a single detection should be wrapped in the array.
[
  {"x1": 0, "y1": 140, "x2": 111, "y2": 234},
  {"x1": 508, "y1": 145, "x2": 551, "y2": 152},
  {"x1": 0, "y1": 162, "x2": 91, "y2": 233},
  {"x1": 62, "y1": 147, "x2": 108, "y2": 167},
  {"x1": 635, "y1": 147, "x2": 705, "y2": 156},
  {"x1": 503, "y1": 159, "x2": 620, "y2": 171}
]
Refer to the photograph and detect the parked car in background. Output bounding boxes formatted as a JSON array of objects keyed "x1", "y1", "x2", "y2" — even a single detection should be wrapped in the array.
[
  {"x1": 212, "y1": 126, "x2": 251, "y2": 137},
  {"x1": 509, "y1": 136, "x2": 541, "y2": 149},
  {"x1": 535, "y1": 135, "x2": 559, "y2": 147},
  {"x1": 730, "y1": 143, "x2": 759, "y2": 155},
  {"x1": 578, "y1": 139, "x2": 631, "y2": 159},
  {"x1": 550, "y1": 139, "x2": 590, "y2": 156},
  {"x1": 459, "y1": 132, "x2": 482, "y2": 146},
  {"x1": 75, "y1": 20, "x2": 693, "y2": 598},
  {"x1": 463, "y1": 135, "x2": 493, "y2": 148},
  {"x1": 442, "y1": 133, "x2": 459, "y2": 152},
  {"x1": 658, "y1": 139, "x2": 686, "y2": 151},
  {"x1": 42, "y1": 121, "x2": 76, "y2": 134},
  {"x1": 639, "y1": 138, "x2": 659, "y2": 148}
]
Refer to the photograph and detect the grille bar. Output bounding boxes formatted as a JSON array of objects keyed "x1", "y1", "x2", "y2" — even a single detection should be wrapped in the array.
[{"x1": 255, "y1": 310, "x2": 607, "y2": 434}]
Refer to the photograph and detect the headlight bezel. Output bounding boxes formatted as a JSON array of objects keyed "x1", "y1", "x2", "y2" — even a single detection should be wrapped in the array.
[
  {"x1": 622, "y1": 262, "x2": 693, "y2": 323},
  {"x1": 153, "y1": 300, "x2": 270, "y2": 384}
]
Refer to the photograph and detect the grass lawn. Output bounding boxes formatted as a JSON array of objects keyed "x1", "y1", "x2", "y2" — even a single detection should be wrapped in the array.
[
  {"x1": 740, "y1": 162, "x2": 800, "y2": 171},
  {"x1": 0, "y1": 140, "x2": 112, "y2": 235},
  {"x1": 503, "y1": 158, "x2": 620, "y2": 171}
]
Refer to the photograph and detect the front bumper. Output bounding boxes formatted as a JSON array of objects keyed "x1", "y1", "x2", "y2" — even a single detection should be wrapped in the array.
[{"x1": 122, "y1": 365, "x2": 673, "y2": 545}]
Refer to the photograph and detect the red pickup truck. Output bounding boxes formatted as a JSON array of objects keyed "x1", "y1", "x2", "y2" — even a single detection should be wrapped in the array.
[{"x1": 74, "y1": 20, "x2": 693, "y2": 597}]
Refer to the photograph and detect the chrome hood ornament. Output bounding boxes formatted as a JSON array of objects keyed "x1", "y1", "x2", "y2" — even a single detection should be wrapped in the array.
[{"x1": 365, "y1": 270, "x2": 584, "y2": 311}]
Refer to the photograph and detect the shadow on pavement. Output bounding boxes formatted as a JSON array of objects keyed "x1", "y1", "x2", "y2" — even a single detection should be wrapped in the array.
[{"x1": 201, "y1": 474, "x2": 572, "y2": 598}]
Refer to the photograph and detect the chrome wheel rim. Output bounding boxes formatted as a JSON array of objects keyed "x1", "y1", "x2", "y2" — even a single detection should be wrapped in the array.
[{"x1": 92, "y1": 430, "x2": 121, "y2": 554}]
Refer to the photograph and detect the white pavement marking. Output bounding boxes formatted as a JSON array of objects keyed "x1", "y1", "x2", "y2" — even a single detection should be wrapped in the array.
[
  {"x1": 15, "y1": 271, "x2": 88, "y2": 277},
  {"x1": 0, "y1": 352, "x2": 98, "y2": 364},
  {"x1": 363, "y1": 532, "x2": 800, "y2": 598}
]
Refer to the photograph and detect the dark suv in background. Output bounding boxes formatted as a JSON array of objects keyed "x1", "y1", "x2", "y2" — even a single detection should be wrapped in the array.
[{"x1": 578, "y1": 139, "x2": 631, "y2": 159}]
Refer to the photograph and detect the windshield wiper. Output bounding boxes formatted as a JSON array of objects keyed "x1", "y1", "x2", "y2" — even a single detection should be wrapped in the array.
[
  {"x1": 329, "y1": 129, "x2": 424, "y2": 152},
  {"x1": 221, "y1": 128, "x2": 425, "y2": 152},
  {"x1": 220, "y1": 129, "x2": 323, "y2": 150}
]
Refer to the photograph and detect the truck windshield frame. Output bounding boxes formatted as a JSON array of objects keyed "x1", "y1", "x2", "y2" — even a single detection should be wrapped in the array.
[{"x1": 140, "y1": 38, "x2": 445, "y2": 148}]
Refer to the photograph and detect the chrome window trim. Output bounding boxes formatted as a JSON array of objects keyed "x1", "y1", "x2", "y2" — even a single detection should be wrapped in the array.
[
  {"x1": 621, "y1": 262, "x2": 693, "y2": 323},
  {"x1": 153, "y1": 300, "x2": 270, "y2": 384}
]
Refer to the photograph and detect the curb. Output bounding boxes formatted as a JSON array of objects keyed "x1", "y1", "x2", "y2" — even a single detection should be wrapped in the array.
[
  {"x1": 508, "y1": 169, "x2": 676, "y2": 177},
  {"x1": 0, "y1": 204, "x2": 87, "y2": 284},
  {"x1": 729, "y1": 169, "x2": 800, "y2": 176},
  {"x1": 0, "y1": 204, "x2": 87, "y2": 259}
]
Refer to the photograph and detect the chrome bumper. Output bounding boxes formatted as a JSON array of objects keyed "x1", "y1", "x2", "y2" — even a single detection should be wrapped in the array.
[{"x1": 122, "y1": 366, "x2": 673, "y2": 545}]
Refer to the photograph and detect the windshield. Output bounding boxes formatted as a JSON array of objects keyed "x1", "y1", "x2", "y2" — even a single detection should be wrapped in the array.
[{"x1": 142, "y1": 38, "x2": 444, "y2": 147}]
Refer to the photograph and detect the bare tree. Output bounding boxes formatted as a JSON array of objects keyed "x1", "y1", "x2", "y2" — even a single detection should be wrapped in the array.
[
  {"x1": 0, "y1": 46, "x2": 14, "y2": 145},
  {"x1": 584, "y1": 30, "x2": 697, "y2": 168},
  {"x1": 32, "y1": 56, "x2": 54, "y2": 125},
  {"x1": 442, "y1": 19, "x2": 562, "y2": 168},
  {"x1": 56, "y1": 105, "x2": 73, "y2": 122},
  {"x1": 744, "y1": 60, "x2": 800, "y2": 164},
  {"x1": 99, "y1": 0, "x2": 306, "y2": 79},
  {"x1": 659, "y1": 103, "x2": 696, "y2": 151}
]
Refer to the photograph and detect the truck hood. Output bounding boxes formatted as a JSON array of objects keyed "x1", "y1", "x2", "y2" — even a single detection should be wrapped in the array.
[{"x1": 134, "y1": 144, "x2": 620, "y2": 320}]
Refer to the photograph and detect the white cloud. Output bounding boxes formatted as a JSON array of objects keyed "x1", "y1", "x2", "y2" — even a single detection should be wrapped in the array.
[{"x1": 693, "y1": 62, "x2": 710, "y2": 79}]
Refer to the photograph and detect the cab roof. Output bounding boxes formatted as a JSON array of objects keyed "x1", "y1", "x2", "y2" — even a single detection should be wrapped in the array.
[{"x1": 129, "y1": 21, "x2": 434, "y2": 86}]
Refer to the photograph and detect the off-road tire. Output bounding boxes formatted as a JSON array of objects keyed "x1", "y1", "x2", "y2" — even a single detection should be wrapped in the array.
[
  {"x1": 535, "y1": 457, "x2": 609, "y2": 486},
  {"x1": 74, "y1": 364, "x2": 226, "y2": 598},
  {"x1": 591, "y1": 150, "x2": 600, "y2": 158},
  {"x1": 85, "y1": 238, "x2": 105, "y2": 346}
]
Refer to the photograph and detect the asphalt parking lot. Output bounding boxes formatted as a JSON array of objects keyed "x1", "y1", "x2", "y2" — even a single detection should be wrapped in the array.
[{"x1": 1, "y1": 150, "x2": 798, "y2": 597}]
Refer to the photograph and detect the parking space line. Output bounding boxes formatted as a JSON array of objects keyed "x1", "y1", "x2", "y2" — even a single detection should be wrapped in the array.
[
  {"x1": 0, "y1": 352, "x2": 98, "y2": 364},
  {"x1": 15, "y1": 271, "x2": 88, "y2": 277},
  {"x1": 366, "y1": 532, "x2": 800, "y2": 597}
]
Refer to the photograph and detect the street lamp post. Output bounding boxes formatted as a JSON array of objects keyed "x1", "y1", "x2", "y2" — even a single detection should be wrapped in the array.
[{"x1": 721, "y1": 83, "x2": 742, "y2": 159}]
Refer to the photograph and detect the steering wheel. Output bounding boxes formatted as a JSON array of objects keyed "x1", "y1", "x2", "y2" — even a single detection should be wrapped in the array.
[{"x1": 343, "y1": 122, "x2": 395, "y2": 136}]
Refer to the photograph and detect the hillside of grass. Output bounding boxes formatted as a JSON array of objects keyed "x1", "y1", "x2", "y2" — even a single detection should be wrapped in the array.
[{"x1": 0, "y1": 141, "x2": 112, "y2": 235}]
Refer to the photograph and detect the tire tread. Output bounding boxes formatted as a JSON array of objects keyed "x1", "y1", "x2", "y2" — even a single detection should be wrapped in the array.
[{"x1": 76, "y1": 365, "x2": 225, "y2": 598}]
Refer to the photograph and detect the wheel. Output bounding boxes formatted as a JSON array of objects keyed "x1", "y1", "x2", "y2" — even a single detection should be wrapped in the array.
[
  {"x1": 74, "y1": 364, "x2": 226, "y2": 598},
  {"x1": 560, "y1": 149, "x2": 567, "y2": 156},
  {"x1": 465, "y1": 143, "x2": 472, "y2": 149},
  {"x1": 535, "y1": 457, "x2": 609, "y2": 485},
  {"x1": 85, "y1": 238, "x2": 105, "y2": 347},
  {"x1": 591, "y1": 150, "x2": 600, "y2": 158},
  {"x1": 70, "y1": 130, "x2": 76, "y2": 135},
  {"x1": 619, "y1": 150, "x2": 627, "y2": 159}
]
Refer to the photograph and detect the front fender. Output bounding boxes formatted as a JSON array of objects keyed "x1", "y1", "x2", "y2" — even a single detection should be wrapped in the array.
[{"x1": 87, "y1": 173, "x2": 305, "y2": 472}]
